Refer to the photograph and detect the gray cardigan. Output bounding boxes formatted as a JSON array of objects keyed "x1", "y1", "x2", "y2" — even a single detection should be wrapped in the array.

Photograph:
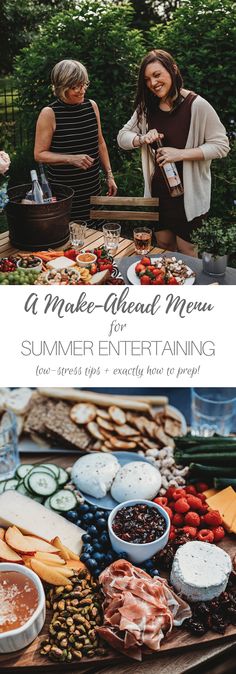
[{"x1": 117, "y1": 95, "x2": 230, "y2": 222}]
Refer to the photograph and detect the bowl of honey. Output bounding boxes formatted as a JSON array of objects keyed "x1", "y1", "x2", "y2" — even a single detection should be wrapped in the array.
[{"x1": 0, "y1": 563, "x2": 46, "y2": 653}]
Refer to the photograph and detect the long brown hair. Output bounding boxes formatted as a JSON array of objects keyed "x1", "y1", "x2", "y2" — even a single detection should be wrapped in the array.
[{"x1": 134, "y1": 50, "x2": 183, "y2": 125}]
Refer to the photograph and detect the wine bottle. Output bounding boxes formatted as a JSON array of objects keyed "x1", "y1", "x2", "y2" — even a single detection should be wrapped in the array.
[
  {"x1": 30, "y1": 170, "x2": 44, "y2": 204},
  {"x1": 152, "y1": 140, "x2": 184, "y2": 197},
  {"x1": 38, "y1": 163, "x2": 53, "y2": 202}
]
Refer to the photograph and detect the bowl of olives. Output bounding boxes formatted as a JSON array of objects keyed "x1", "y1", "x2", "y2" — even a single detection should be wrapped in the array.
[{"x1": 17, "y1": 256, "x2": 42, "y2": 272}]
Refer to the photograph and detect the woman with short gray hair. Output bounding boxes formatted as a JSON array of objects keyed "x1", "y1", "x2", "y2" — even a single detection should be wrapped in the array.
[{"x1": 34, "y1": 59, "x2": 117, "y2": 225}]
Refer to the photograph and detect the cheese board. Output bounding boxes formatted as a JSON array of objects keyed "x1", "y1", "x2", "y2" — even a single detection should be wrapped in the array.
[{"x1": 0, "y1": 534, "x2": 235, "y2": 671}]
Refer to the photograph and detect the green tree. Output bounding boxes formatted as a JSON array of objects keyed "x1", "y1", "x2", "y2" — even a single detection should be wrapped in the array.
[
  {"x1": 0, "y1": 0, "x2": 76, "y2": 74},
  {"x1": 13, "y1": 0, "x2": 145, "y2": 172},
  {"x1": 147, "y1": 0, "x2": 236, "y2": 132}
]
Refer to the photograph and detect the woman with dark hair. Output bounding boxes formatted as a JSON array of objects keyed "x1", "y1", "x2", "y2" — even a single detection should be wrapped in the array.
[
  {"x1": 34, "y1": 59, "x2": 117, "y2": 226},
  {"x1": 117, "y1": 50, "x2": 229, "y2": 255}
]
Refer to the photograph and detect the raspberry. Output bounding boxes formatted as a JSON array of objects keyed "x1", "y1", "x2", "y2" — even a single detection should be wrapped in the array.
[
  {"x1": 196, "y1": 482, "x2": 209, "y2": 493},
  {"x1": 169, "y1": 525, "x2": 176, "y2": 540},
  {"x1": 186, "y1": 495, "x2": 203, "y2": 511},
  {"x1": 212, "y1": 526, "x2": 225, "y2": 542},
  {"x1": 172, "y1": 488, "x2": 187, "y2": 501},
  {"x1": 168, "y1": 501, "x2": 176, "y2": 511},
  {"x1": 182, "y1": 526, "x2": 197, "y2": 538},
  {"x1": 165, "y1": 486, "x2": 177, "y2": 500},
  {"x1": 153, "y1": 496, "x2": 168, "y2": 507},
  {"x1": 174, "y1": 498, "x2": 190, "y2": 513},
  {"x1": 202, "y1": 510, "x2": 223, "y2": 528},
  {"x1": 185, "y1": 485, "x2": 197, "y2": 495},
  {"x1": 196, "y1": 492, "x2": 207, "y2": 502},
  {"x1": 161, "y1": 505, "x2": 173, "y2": 520},
  {"x1": 197, "y1": 503, "x2": 209, "y2": 515},
  {"x1": 172, "y1": 513, "x2": 185, "y2": 527},
  {"x1": 184, "y1": 511, "x2": 201, "y2": 527},
  {"x1": 197, "y1": 529, "x2": 214, "y2": 543}
]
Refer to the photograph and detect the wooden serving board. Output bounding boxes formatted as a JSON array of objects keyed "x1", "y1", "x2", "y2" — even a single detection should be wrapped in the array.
[{"x1": 1, "y1": 537, "x2": 236, "y2": 671}]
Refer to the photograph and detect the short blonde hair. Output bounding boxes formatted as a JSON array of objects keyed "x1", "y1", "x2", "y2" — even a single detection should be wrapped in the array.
[{"x1": 51, "y1": 59, "x2": 88, "y2": 101}]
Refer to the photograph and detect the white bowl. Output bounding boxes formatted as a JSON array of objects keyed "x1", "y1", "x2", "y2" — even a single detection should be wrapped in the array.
[
  {"x1": 0, "y1": 563, "x2": 46, "y2": 653},
  {"x1": 17, "y1": 257, "x2": 43, "y2": 272},
  {"x1": 76, "y1": 252, "x2": 97, "y2": 268},
  {"x1": 108, "y1": 499, "x2": 170, "y2": 564}
]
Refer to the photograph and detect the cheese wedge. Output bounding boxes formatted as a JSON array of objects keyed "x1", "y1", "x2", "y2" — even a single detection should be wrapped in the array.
[
  {"x1": 0, "y1": 491, "x2": 85, "y2": 554},
  {"x1": 220, "y1": 497, "x2": 236, "y2": 532},
  {"x1": 46, "y1": 256, "x2": 76, "y2": 270},
  {"x1": 203, "y1": 488, "x2": 218, "y2": 499},
  {"x1": 206, "y1": 486, "x2": 235, "y2": 509}
]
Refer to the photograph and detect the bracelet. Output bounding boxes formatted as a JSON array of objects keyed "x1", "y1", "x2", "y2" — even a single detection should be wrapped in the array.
[{"x1": 106, "y1": 169, "x2": 113, "y2": 177}]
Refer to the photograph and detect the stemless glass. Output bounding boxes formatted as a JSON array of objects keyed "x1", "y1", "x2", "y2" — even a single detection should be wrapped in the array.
[
  {"x1": 191, "y1": 388, "x2": 236, "y2": 437},
  {"x1": 69, "y1": 221, "x2": 87, "y2": 249},
  {"x1": 133, "y1": 227, "x2": 152, "y2": 255},
  {"x1": 103, "y1": 223, "x2": 121, "y2": 254},
  {"x1": 0, "y1": 410, "x2": 19, "y2": 479}
]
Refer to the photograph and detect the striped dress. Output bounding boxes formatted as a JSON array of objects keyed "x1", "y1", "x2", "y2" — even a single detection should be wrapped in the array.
[{"x1": 47, "y1": 98, "x2": 103, "y2": 227}]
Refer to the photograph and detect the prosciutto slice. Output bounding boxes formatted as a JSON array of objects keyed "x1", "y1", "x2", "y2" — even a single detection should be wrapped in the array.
[{"x1": 98, "y1": 559, "x2": 191, "y2": 660}]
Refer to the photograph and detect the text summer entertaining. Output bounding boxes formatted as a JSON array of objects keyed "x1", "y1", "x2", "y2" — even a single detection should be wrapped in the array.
[{"x1": 21, "y1": 340, "x2": 216, "y2": 357}]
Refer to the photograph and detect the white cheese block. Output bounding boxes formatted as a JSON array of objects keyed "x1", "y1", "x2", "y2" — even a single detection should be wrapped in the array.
[
  {"x1": 71, "y1": 453, "x2": 120, "y2": 498},
  {"x1": 46, "y1": 256, "x2": 76, "y2": 270},
  {"x1": 170, "y1": 541, "x2": 232, "y2": 602},
  {"x1": 110, "y1": 461, "x2": 161, "y2": 503},
  {"x1": 0, "y1": 491, "x2": 85, "y2": 554}
]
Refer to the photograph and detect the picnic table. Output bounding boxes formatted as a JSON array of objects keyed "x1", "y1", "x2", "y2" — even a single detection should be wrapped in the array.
[{"x1": 1, "y1": 227, "x2": 235, "y2": 284}]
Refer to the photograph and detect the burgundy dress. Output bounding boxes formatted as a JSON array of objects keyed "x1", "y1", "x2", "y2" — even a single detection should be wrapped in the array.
[{"x1": 149, "y1": 92, "x2": 207, "y2": 242}]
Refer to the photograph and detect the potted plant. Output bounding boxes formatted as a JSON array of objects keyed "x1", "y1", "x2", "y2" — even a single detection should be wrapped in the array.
[{"x1": 191, "y1": 217, "x2": 236, "y2": 276}]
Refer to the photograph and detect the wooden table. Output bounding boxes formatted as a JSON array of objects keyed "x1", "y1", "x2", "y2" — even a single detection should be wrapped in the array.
[
  {"x1": 0, "y1": 227, "x2": 164, "y2": 259},
  {"x1": 2, "y1": 450, "x2": 234, "y2": 674}
]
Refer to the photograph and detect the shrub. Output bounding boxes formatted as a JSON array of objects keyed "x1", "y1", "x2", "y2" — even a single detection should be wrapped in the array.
[{"x1": 13, "y1": 0, "x2": 145, "y2": 172}]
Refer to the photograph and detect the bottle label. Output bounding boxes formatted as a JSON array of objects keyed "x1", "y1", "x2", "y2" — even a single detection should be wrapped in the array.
[{"x1": 163, "y1": 163, "x2": 181, "y2": 187}]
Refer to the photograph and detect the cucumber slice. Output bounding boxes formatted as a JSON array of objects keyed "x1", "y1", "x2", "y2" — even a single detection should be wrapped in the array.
[
  {"x1": 40, "y1": 463, "x2": 60, "y2": 478},
  {"x1": 16, "y1": 464, "x2": 33, "y2": 480},
  {"x1": 16, "y1": 481, "x2": 33, "y2": 497},
  {"x1": 49, "y1": 489, "x2": 77, "y2": 512},
  {"x1": 29, "y1": 465, "x2": 58, "y2": 478},
  {"x1": 0, "y1": 480, "x2": 6, "y2": 494},
  {"x1": 23, "y1": 472, "x2": 35, "y2": 494},
  {"x1": 4, "y1": 478, "x2": 19, "y2": 491},
  {"x1": 28, "y1": 471, "x2": 57, "y2": 496},
  {"x1": 44, "y1": 496, "x2": 54, "y2": 510},
  {"x1": 58, "y1": 467, "x2": 69, "y2": 486}
]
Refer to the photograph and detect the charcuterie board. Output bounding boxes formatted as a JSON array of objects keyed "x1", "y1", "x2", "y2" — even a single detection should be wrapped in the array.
[{"x1": 0, "y1": 467, "x2": 235, "y2": 674}]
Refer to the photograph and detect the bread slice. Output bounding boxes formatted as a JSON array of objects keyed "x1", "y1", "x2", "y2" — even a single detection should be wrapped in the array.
[{"x1": 90, "y1": 270, "x2": 110, "y2": 285}]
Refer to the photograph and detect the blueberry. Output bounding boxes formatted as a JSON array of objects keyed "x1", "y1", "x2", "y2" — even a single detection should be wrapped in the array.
[
  {"x1": 100, "y1": 533, "x2": 109, "y2": 545},
  {"x1": 105, "y1": 552, "x2": 114, "y2": 564},
  {"x1": 89, "y1": 505, "x2": 97, "y2": 513},
  {"x1": 78, "y1": 503, "x2": 90, "y2": 514},
  {"x1": 87, "y1": 525, "x2": 98, "y2": 537},
  {"x1": 144, "y1": 559, "x2": 155, "y2": 570},
  {"x1": 81, "y1": 533, "x2": 92, "y2": 544},
  {"x1": 94, "y1": 510, "x2": 105, "y2": 520},
  {"x1": 82, "y1": 512, "x2": 94, "y2": 524},
  {"x1": 83, "y1": 544, "x2": 93, "y2": 554},
  {"x1": 150, "y1": 569, "x2": 160, "y2": 577},
  {"x1": 96, "y1": 518, "x2": 107, "y2": 530},
  {"x1": 76, "y1": 519, "x2": 82, "y2": 527},
  {"x1": 80, "y1": 552, "x2": 90, "y2": 562},
  {"x1": 93, "y1": 543, "x2": 103, "y2": 552},
  {"x1": 91, "y1": 538, "x2": 99, "y2": 545},
  {"x1": 93, "y1": 552, "x2": 105, "y2": 562},
  {"x1": 66, "y1": 510, "x2": 78, "y2": 523},
  {"x1": 86, "y1": 558, "x2": 98, "y2": 570},
  {"x1": 118, "y1": 551, "x2": 129, "y2": 560}
]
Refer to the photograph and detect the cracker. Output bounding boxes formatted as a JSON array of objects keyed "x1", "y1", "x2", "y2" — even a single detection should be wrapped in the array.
[
  {"x1": 96, "y1": 417, "x2": 114, "y2": 432},
  {"x1": 70, "y1": 403, "x2": 97, "y2": 425},
  {"x1": 87, "y1": 421, "x2": 104, "y2": 441},
  {"x1": 108, "y1": 406, "x2": 126, "y2": 426},
  {"x1": 45, "y1": 401, "x2": 91, "y2": 450},
  {"x1": 116, "y1": 424, "x2": 139, "y2": 438}
]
